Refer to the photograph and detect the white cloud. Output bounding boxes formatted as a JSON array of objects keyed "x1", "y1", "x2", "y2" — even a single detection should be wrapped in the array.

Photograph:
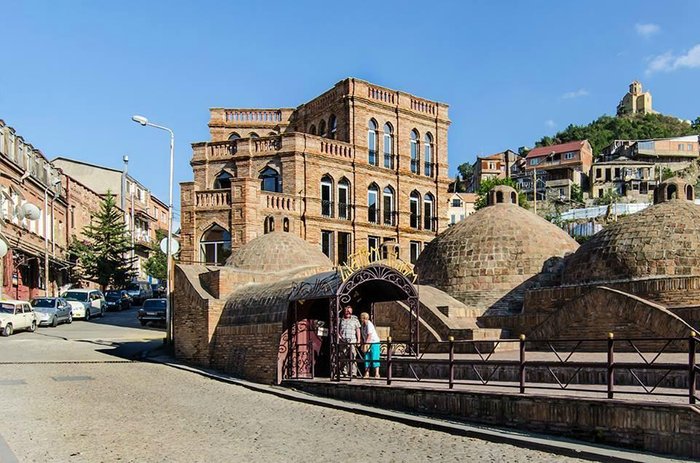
[
  {"x1": 561, "y1": 88, "x2": 589, "y2": 100},
  {"x1": 635, "y1": 23, "x2": 660, "y2": 38},
  {"x1": 646, "y1": 44, "x2": 700, "y2": 74},
  {"x1": 545, "y1": 119, "x2": 556, "y2": 129}
]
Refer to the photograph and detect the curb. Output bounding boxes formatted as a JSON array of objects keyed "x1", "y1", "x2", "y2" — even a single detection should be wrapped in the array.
[{"x1": 145, "y1": 355, "x2": 683, "y2": 463}]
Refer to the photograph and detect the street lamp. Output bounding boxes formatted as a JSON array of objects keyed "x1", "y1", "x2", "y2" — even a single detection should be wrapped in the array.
[{"x1": 131, "y1": 115, "x2": 175, "y2": 345}]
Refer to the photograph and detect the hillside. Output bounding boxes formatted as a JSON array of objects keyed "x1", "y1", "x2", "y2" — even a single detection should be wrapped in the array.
[{"x1": 533, "y1": 113, "x2": 700, "y2": 156}]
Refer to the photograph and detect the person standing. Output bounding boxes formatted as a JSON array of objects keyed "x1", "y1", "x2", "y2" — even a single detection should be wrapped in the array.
[
  {"x1": 339, "y1": 305, "x2": 361, "y2": 377},
  {"x1": 360, "y1": 312, "x2": 381, "y2": 379}
]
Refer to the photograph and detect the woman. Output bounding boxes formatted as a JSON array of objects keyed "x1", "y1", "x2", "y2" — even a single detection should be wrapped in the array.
[{"x1": 360, "y1": 312, "x2": 381, "y2": 379}]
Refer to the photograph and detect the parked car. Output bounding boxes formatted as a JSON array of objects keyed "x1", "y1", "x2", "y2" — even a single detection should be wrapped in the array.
[
  {"x1": 0, "y1": 300, "x2": 37, "y2": 336},
  {"x1": 31, "y1": 297, "x2": 73, "y2": 327},
  {"x1": 151, "y1": 283, "x2": 166, "y2": 298},
  {"x1": 137, "y1": 298, "x2": 167, "y2": 326},
  {"x1": 61, "y1": 289, "x2": 106, "y2": 320},
  {"x1": 104, "y1": 290, "x2": 131, "y2": 311},
  {"x1": 126, "y1": 281, "x2": 153, "y2": 305}
]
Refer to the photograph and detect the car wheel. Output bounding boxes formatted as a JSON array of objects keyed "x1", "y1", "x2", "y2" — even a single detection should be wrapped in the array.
[
  {"x1": 2, "y1": 323, "x2": 12, "y2": 336},
  {"x1": 29, "y1": 320, "x2": 36, "y2": 332},
  {"x1": 51, "y1": 316, "x2": 58, "y2": 328},
  {"x1": 67, "y1": 313, "x2": 73, "y2": 324},
  {"x1": 100, "y1": 307, "x2": 105, "y2": 318},
  {"x1": 85, "y1": 309, "x2": 90, "y2": 321}
]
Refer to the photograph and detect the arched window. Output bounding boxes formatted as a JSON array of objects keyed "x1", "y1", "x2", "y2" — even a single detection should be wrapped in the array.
[
  {"x1": 264, "y1": 216, "x2": 275, "y2": 234},
  {"x1": 368, "y1": 119, "x2": 378, "y2": 166},
  {"x1": 283, "y1": 217, "x2": 290, "y2": 232},
  {"x1": 199, "y1": 224, "x2": 231, "y2": 265},
  {"x1": 321, "y1": 174, "x2": 334, "y2": 218},
  {"x1": 228, "y1": 132, "x2": 241, "y2": 141},
  {"x1": 409, "y1": 191, "x2": 421, "y2": 229},
  {"x1": 688, "y1": 185, "x2": 695, "y2": 201},
  {"x1": 424, "y1": 133, "x2": 433, "y2": 176},
  {"x1": 259, "y1": 166, "x2": 281, "y2": 192},
  {"x1": 268, "y1": 131, "x2": 277, "y2": 136},
  {"x1": 423, "y1": 193, "x2": 435, "y2": 231},
  {"x1": 368, "y1": 183, "x2": 379, "y2": 223},
  {"x1": 338, "y1": 178, "x2": 351, "y2": 220},
  {"x1": 213, "y1": 171, "x2": 233, "y2": 190},
  {"x1": 329, "y1": 115, "x2": 337, "y2": 139},
  {"x1": 410, "y1": 129, "x2": 420, "y2": 174},
  {"x1": 309, "y1": 125, "x2": 317, "y2": 135},
  {"x1": 319, "y1": 120, "x2": 327, "y2": 138},
  {"x1": 668, "y1": 184, "x2": 677, "y2": 199},
  {"x1": 249, "y1": 132, "x2": 259, "y2": 139},
  {"x1": 383, "y1": 123, "x2": 394, "y2": 169},
  {"x1": 382, "y1": 186, "x2": 395, "y2": 225}
]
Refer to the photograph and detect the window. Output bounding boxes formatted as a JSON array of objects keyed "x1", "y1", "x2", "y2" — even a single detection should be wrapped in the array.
[
  {"x1": 368, "y1": 184, "x2": 379, "y2": 224},
  {"x1": 264, "y1": 216, "x2": 275, "y2": 233},
  {"x1": 260, "y1": 167, "x2": 281, "y2": 192},
  {"x1": 409, "y1": 191, "x2": 421, "y2": 229},
  {"x1": 329, "y1": 115, "x2": 337, "y2": 139},
  {"x1": 321, "y1": 175, "x2": 334, "y2": 218},
  {"x1": 337, "y1": 232, "x2": 351, "y2": 265},
  {"x1": 199, "y1": 224, "x2": 231, "y2": 265},
  {"x1": 319, "y1": 120, "x2": 326, "y2": 138},
  {"x1": 529, "y1": 158, "x2": 539, "y2": 166},
  {"x1": 451, "y1": 198, "x2": 462, "y2": 207},
  {"x1": 450, "y1": 214, "x2": 456, "y2": 224},
  {"x1": 679, "y1": 144, "x2": 685, "y2": 151},
  {"x1": 424, "y1": 133, "x2": 433, "y2": 176},
  {"x1": 338, "y1": 178, "x2": 350, "y2": 220},
  {"x1": 368, "y1": 119, "x2": 378, "y2": 166},
  {"x1": 368, "y1": 236, "x2": 380, "y2": 256},
  {"x1": 228, "y1": 132, "x2": 241, "y2": 141},
  {"x1": 565, "y1": 152, "x2": 575, "y2": 160},
  {"x1": 688, "y1": 144, "x2": 693, "y2": 151},
  {"x1": 383, "y1": 123, "x2": 393, "y2": 169},
  {"x1": 423, "y1": 193, "x2": 435, "y2": 231},
  {"x1": 249, "y1": 132, "x2": 259, "y2": 139},
  {"x1": 410, "y1": 129, "x2": 420, "y2": 174},
  {"x1": 410, "y1": 241, "x2": 422, "y2": 264},
  {"x1": 321, "y1": 230, "x2": 333, "y2": 261},
  {"x1": 213, "y1": 171, "x2": 233, "y2": 189},
  {"x1": 309, "y1": 125, "x2": 316, "y2": 135},
  {"x1": 382, "y1": 186, "x2": 395, "y2": 225},
  {"x1": 283, "y1": 217, "x2": 290, "y2": 232},
  {"x1": 596, "y1": 168, "x2": 602, "y2": 179}
]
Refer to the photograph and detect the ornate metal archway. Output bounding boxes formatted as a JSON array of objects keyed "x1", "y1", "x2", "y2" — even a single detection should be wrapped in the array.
[{"x1": 330, "y1": 264, "x2": 419, "y2": 381}]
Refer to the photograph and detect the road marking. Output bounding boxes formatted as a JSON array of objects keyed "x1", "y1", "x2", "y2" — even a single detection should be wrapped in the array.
[
  {"x1": 52, "y1": 375, "x2": 94, "y2": 382},
  {"x1": 0, "y1": 379, "x2": 25, "y2": 385},
  {"x1": 0, "y1": 432, "x2": 19, "y2": 463}
]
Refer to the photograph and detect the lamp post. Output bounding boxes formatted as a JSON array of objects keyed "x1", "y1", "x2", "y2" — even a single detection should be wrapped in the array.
[{"x1": 131, "y1": 115, "x2": 175, "y2": 345}]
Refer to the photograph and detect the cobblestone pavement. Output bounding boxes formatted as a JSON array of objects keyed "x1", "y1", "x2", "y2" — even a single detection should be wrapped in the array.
[{"x1": 0, "y1": 312, "x2": 589, "y2": 462}]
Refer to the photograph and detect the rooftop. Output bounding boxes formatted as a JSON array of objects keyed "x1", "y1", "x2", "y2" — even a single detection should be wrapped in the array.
[{"x1": 527, "y1": 140, "x2": 587, "y2": 158}]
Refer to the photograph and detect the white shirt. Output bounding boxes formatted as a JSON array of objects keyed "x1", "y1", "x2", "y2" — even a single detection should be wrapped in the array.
[{"x1": 362, "y1": 320, "x2": 380, "y2": 343}]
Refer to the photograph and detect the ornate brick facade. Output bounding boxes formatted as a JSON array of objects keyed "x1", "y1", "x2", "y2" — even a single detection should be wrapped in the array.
[{"x1": 180, "y1": 78, "x2": 451, "y2": 266}]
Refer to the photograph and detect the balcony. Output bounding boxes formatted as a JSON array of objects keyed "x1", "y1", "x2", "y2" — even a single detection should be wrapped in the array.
[
  {"x1": 321, "y1": 200, "x2": 334, "y2": 218},
  {"x1": 383, "y1": 210, "x2": 397, "y2": 226},
  {"x1": 262, "y1": 192, "x2": 296, "y2": 212},
  {"x1": 195, "y1": 190, "x2": 231, "y2": 208},
  {"x1": 338, "y1": 203, "x2": 351, "y2": 220}
]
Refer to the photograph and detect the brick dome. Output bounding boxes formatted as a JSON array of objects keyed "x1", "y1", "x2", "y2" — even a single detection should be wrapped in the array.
[
  {"x1": 562, "y1": 185, "x2": 700, "y2": 284},
  {"x1": 225, "y1": 231, "x2": 332, "y2": 274},
  {"x1": 416, "y1": 193, "x2": 579, "y2": 312}
]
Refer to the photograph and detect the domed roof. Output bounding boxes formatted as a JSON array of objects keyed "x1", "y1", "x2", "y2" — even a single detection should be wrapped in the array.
[
  {"x1": 225, "y1": 231, "x2": 332, "y2": 274},
  {"x1": 416, "y1": 198, "x2": 578, "y2": 312},
  {"x1": 562, "y1": 198, "x2": 700, "y2": 284}
]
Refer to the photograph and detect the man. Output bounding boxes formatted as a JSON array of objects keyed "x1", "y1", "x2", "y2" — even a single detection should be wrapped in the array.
[{"x1": 339, "y1": 305, "x2": 361, "y2": 377}]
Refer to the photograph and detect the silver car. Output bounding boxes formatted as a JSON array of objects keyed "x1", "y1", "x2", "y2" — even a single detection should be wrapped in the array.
[{"x1": 31, "y1": 297, "x2": 73, "y2": 327}]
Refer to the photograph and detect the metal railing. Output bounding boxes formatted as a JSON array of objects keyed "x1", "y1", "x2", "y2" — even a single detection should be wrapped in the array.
[{"x1": 335, "y1": 332, "x2": 700, "y2": 404}]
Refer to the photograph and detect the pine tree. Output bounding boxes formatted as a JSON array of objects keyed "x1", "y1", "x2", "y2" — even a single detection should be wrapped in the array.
[{"x1": 69, "y1": 192, "x2": 134, "y2": 290}]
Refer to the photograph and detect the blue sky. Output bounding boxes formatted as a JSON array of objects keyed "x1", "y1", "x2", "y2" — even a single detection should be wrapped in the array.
[{"x1": 1, "y1": 0, "x2": 699, "y2": 218}]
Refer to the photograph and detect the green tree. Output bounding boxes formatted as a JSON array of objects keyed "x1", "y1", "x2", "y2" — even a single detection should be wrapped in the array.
[
  {"x1": 570, "y1": 184, "x2": 584, "y2": 204},
  {"x1": 69, "y1": 193, "x2": 134, "y2": 290},
  {"x1": 474, "y1": 177, "x2": 529, "y2": 210},
  {"x1": 144, "y1": 229, "x2": 168, "y2": 281},
  {"x1": 457, "y1": 162, "x2": 475, "y2": 181}
]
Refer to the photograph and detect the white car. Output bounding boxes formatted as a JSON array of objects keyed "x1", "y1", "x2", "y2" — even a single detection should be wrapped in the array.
[
  {"x1": 61, "y1": 289, "x2": 106, "y2": 320},
  {"x1": 0, "y1": 300, "x2": 37, "y2": 336}
]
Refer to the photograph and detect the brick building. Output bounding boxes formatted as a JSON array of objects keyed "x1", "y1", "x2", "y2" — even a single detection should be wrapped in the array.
[
  {"x1": 470, "y1": 150, "x2": 519, "y2": 192},
  {"x1": 0, "y1": 119, "x2": 70, "y2": 299},
  {"x1": 180, "y1": 77, "x2": 451, "y2": 267},
  {"x1": 522, "y1": 140, "x2": 593, "y2": 202}
]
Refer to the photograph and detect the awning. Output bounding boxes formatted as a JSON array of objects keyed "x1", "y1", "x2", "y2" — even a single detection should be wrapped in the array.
[{"x1": 288, "y1": 270, "x2": 340, "y2": 301}]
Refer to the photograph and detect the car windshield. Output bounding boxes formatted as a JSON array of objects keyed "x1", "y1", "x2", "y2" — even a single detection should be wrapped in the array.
[
  {"x1": 0, "y1": 303, "x2": 16, "y2": 314},
  {"x1": 31, "y1": 299, "x2": 55, "y2": 308},
  {"x1": 63, "y1": 291, "x2": 88, "y2": 302},
  {"x1": 143, "y1": 299, "x2": 167, "y2": 309}
]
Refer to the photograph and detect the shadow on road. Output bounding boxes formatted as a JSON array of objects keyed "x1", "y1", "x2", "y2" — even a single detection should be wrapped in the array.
[
  {"x1": 90, "y1": 338, "x2": 168, "y2": 361},
  {"x1": 79, "y1": 306, "x2": 166, "y2": 333}
]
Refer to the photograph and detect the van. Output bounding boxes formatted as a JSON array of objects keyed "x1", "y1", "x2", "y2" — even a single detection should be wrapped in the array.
[{"x1": 126, "y1": 281, "x2": 153, "y2": 305}]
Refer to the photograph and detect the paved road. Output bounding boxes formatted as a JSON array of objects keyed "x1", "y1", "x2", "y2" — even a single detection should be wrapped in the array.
[{"x1": 0, "y1": 307, "x2": 587, "y2": 462}]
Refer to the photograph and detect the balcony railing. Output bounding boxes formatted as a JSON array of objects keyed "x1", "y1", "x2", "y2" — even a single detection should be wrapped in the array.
[
  {"x1": 410, "y1": 213, "x2": 421, "y2": 229},
  {"x1": 263, "y1": 193, "x2": 296, "y2": 212},
  {"x1": 383, "y1": 153, "x2": 394, "y2": 169},
  {"x1": 424, "y1": 162, "x2": 434, "y2": 177},
  {"x1": 368, "y1": 150, "x2": 378, "y2": 166},
  {"x1": 424, "y1": 215, "x2": 436, "y2": 231},
  {"x1": 195, "y1": 190, "x2": 231, "y2": 208},
  {"x1": 383, "y1": 210, "x2": 397, "y2": 226},
  {"x1": 410, "y1": 159, "x2": 419, "y2": 174},
  {"x1": 368, "y1": 207, "x2": 379, "y2": 224},
  {"x1": 321, "y1": 200, "x2": 334, "y2": 218},
  {"x1": 338, "y1": 203, "x2": 351, "y2": 220}
]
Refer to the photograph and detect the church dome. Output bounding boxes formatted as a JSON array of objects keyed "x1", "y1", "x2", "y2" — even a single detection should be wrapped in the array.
[
  {"x1": 416, "y1": 186, "x2": 579, "y2": 313},
  {"x1": 225, "y1": 231, "x2": 332, "y2": 274},
  {"x1": 562, "y1": 179, "x2": 700, "y2": 284}
]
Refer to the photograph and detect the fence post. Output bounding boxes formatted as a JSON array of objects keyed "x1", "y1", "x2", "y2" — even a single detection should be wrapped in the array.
[
  {"x1": 607, "y1": 332, "x2": 614, "y2": 399},
  {"x1": 519, "y1": 334, "x2": 526, "y2": 394},
  {"x1": 448, "y1": 336, "x2": 455, "y2": 389},
  {"x1": 690, "y1": 331, "x2": 697, "y2": 404},
  {"x1": 386, "y1": 336, "x2": 392, "y2": 386},
  {"x1": 348, "y1": 342, "x2": 354, "y2": 382},
  {"x1": 309, "y1": 338, "x2": 314, "y2": 378}
]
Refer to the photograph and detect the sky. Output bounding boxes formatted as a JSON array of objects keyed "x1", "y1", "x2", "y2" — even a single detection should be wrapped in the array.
[{"x1": 1, "y1": 0, "x2": 700, "y2": 220}]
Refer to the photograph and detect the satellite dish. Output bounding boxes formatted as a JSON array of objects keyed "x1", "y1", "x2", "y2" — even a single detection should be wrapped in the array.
[
  {"x1": 0, "y1": 239, "x2": 8, "y2": 258},
  {"x1": 160, "y1": 237, "x2": 180, "y2": 255},
  {"x1": 21, "y1": 203, "x2": 41, "y2": 221}
]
